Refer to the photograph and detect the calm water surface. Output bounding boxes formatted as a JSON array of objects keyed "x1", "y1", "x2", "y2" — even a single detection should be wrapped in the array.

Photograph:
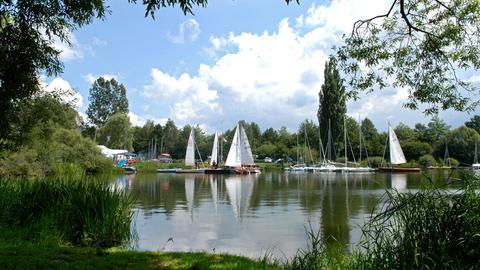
[{"x1": 112, "y1": 170, "x2": 456, "y2": 259}]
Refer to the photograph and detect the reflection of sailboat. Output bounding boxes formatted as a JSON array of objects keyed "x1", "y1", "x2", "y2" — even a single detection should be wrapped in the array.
[
  {"x1": 177, "y1": 129, "x2": 205, "y2": 173},
  {"x1": 391, "y1": 173, "x2": 407, "y2": 190},
  {"x1": 225, "y1": 123, "x2": 260, "y2": 174},
  {"x1": 380, "y1": 125, "x2": 420, "y2": 172},
  {"x1": 185, "y1": 176, "x2": 195, "y2": 218},
  {"x1": 225, "y1": 175, "x2": 254, "y2": 218},
  {"x1": 209, "y1": 176, "x2": 218, "y2": 212}
]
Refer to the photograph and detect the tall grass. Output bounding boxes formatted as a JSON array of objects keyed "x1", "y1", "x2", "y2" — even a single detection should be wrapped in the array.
[
  {"x1": 286, "y1": 171, "x2": 480, "y2": 269},
  {"x1": 0, "y1": 178, "x2": 135, "y2": 247},
  {"x1": 348, "y1": 171, "x2": 480, "y2": 269}
]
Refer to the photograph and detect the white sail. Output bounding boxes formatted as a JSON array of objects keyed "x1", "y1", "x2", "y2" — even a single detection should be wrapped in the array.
[
  {"x1": 240, "y1": 126, "x2": 255, "y2": 164},
  {"x1": 389, "y1": 126, "x2": 406, "y2": 164},
  {"x1": 185, "y1": 129, "x2": 195, "y2": 166},
  {"x1": 210, "y1": 132, "x2": 219, "y2": 166},
  {"x1": 225, "y1": 125, "x2": 242, "y2": 167}
]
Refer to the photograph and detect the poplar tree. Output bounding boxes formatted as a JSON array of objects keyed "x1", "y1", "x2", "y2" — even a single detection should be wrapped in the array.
[{"x1": 317, "y1": 57, "x2": 346, "y2": 159}]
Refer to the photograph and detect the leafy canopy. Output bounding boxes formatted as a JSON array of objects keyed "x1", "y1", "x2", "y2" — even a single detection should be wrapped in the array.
[
  {"x1": 336, "y1": 0, "x2": 480, "y2": 114},
  {"x1": 86, "y1": 77, "x2": 129, "y2": 127}
]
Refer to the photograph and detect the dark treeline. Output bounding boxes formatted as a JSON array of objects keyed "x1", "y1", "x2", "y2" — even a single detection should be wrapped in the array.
[{"x1": 129, "y1": 115, "x2": 480, "y2": 167}]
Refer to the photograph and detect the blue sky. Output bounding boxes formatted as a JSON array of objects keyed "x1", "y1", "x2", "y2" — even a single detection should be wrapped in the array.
[{"x1": 44, "y1": 0, "x2": 479, "y2": 133}]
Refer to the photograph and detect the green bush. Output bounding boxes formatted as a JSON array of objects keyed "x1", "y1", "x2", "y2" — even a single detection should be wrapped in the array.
[{"x1": 418, "y1": 154, "x2": 436, "y2": 167}]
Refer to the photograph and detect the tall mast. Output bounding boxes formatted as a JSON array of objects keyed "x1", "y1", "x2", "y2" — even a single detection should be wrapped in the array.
[
  {"x1": 344, "y1": 116, "x2": 347, "y2": 168},
  {"x1": 296, "y1": 131, "x2": 299, "y2": 163},
  {"x1": 358, "y1": 114, "x2": 362, "y2": 165}
]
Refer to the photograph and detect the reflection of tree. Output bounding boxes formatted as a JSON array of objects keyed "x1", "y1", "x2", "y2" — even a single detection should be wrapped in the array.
[{"x1": 320, "y1": 175, "x2": 349, "y2": 249}]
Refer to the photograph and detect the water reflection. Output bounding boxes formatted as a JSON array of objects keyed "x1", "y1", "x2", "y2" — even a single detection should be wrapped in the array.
[
  {"x1": 225, "y1": 175, "x2": 255, "y2": 219},
  {"x1": 111, "y1": 171, "x2": 455, "y2": 258}
]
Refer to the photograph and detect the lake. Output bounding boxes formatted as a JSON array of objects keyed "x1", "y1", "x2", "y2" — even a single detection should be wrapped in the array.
[{"x1": 112, "y1": 170, "x2": 457, "y2": 259}]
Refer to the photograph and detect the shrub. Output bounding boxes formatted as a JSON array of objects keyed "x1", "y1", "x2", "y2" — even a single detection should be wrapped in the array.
[{"x1": 418, "y1": 154, "x2": 436, "y2": 167}]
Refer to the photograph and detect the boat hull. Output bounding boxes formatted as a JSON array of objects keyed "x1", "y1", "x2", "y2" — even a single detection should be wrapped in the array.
[
  {"x1": 176, "y1": 168, "x2": 205, "y2": 174},
  {"x1": 379, "y1": 167, "x2": 420, "y2": 172},
  {"x1": 204, "y1": 169, "x2": 231, "y2": 174},
  {"x1": 156, "y1": 168, "x2": 179, "y2": 173}
]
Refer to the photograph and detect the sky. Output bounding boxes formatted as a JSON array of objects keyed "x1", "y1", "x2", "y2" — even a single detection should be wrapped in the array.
[{"x1": 43, "y1": 0, "x2": 480, "y2": 133}]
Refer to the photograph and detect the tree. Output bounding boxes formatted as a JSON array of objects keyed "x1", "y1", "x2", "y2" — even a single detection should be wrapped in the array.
[
  {"x1": 0, "y1": 1, "x2": 105, "y2": 143},
  {"x1": 446, "y1": 126, "x2": 480, "y2": 164},
  {"x1": 261, "y1": 128, "x2": 279, "y2": 144},
  {"x1": 336, "y1": 0, "x2": 480, "y2": 114},
  {"x1": 317, "y1": 57, "x2": 346, "y2": 156},
  {"x1": 465, "y1": 115, "x2": 480, "y2": 134},
  {"x1": 361, "y1": 118, "x2": 384, "y2": 157},
  {"x1": 394, "y1": 123, "x2": 417, "y2": 142},
  {"x1": 424, "y1": 115, "x2": 450, "y2": 143},
  {"x1": 97, "y1": 114, "x2": 133, "y2": 151},
  {"x1": 86, "y1": 77, "x2": 129, "y2": 127}
]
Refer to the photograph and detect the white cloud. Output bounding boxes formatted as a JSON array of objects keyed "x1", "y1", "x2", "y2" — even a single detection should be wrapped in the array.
[
  {"x1": 42, "y1": 77, "x2": 84, "y2": 109},
  {"x1": 140, "y1": 0, "x2": 430, "y2": 132},
  {"x1": 167, "y1": 19, "x2": 201, "y2": 44},
  {"x1": 51, "y1": 30, "x2": 84, "y2": 61},
  {"x1": 128, "y1": 112, "x2": 167, "y2": 127},
  {"x1": 82, "y1": 73, "x2": 119, "y2": 84}
]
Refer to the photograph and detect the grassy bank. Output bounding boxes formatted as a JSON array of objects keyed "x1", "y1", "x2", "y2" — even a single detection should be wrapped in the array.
[{"x1": 0, "y1": 243, "x2": 277, "y2": 270}]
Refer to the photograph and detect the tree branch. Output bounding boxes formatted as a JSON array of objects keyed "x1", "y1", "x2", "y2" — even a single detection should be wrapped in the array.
[{"x1": 352, "y1": 0, "x2": 397, "y2": 36}]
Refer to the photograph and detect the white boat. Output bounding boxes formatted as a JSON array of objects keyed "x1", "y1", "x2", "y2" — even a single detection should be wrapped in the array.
[
  {"x1": 176, "y1": 129, "x2": 205, "y2": 173},
  {"x1": 225, "y1": 123, "x2": 260, "y2": 174},
  {"x1": 380, "y1": 125, "x2": 420, "y2": 172}
]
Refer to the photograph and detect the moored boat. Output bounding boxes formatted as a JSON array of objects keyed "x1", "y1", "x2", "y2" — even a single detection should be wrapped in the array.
[
  {"x1": 224, "y1": 123, "x2": 261, "y2": 174},
  {"x1": 380, "y1": 125, "x2": 420, "y2": 172}
]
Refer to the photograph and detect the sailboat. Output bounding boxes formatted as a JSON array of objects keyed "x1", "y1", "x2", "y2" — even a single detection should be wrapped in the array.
[
  {"x1": 205, "y1": 132, "x2": 230, "y2": 174},
  {"x1": 176, "y1": 129, "x2": 205, "y2": 173},
  {"x1": 379, "y1": 125, "x2": 420, "y2": 172},
  {"x1": 225, "y1": 123, "x2": 260, "y2": 174}
]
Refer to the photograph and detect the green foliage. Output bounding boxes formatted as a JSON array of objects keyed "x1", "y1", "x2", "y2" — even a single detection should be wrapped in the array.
[
  {"x1": 465, "y1": 115, "x2": 480, "y2": 134},
  {"x1": 418, "y1": 154, "x2": 437, "y2": 167},
  {"x1": 318, "y1": 58, "x2": 346, "y2": 157},
  {"x1": 336, "y1": 0, "x2": 480, "y2": 114},
  {"x1": 401, "y1": 140, "x2": 432, "y2": 161},
  {"x1": 256, "y1": 144, "x2": 277, "y2": 159},
  {"x1": 446, "y1": 126, "x2": 480, "y2": 164},
  {"x1": 361, "y1": 118, "x2": 384, "y2": 156},
  {"x1": 97, "y1": 113, "x2": 133, "y2": 152},
  {"x1": 86, "y1": 78, "x2": 129, "y2": 127},
  {"x1": 0, "y1": 148, "x2": 43, "y2": 177},
  {"x1": 0, "y1": 178, "x2": 134, "y2": 247},
  {"x1": 0, "y1": 1, "x2": 105, "y2": 142},
  {"x1": 362, "y1": 156, "x2": 386, "y2": 168},
  {"x1": 351, "y1": 172, "x2": 480, "y2": 269},
  {"x1": 0, "y1": 127, "x2": 112, "y2": 177}
]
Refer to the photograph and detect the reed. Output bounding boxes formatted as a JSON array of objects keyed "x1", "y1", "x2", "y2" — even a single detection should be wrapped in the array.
[
  {"x1": 0, "y1": 177, "x2": 135, "y2": 247},
  {"x1": 347, "y1": 170, "x2": 480, "y2": 269}
]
